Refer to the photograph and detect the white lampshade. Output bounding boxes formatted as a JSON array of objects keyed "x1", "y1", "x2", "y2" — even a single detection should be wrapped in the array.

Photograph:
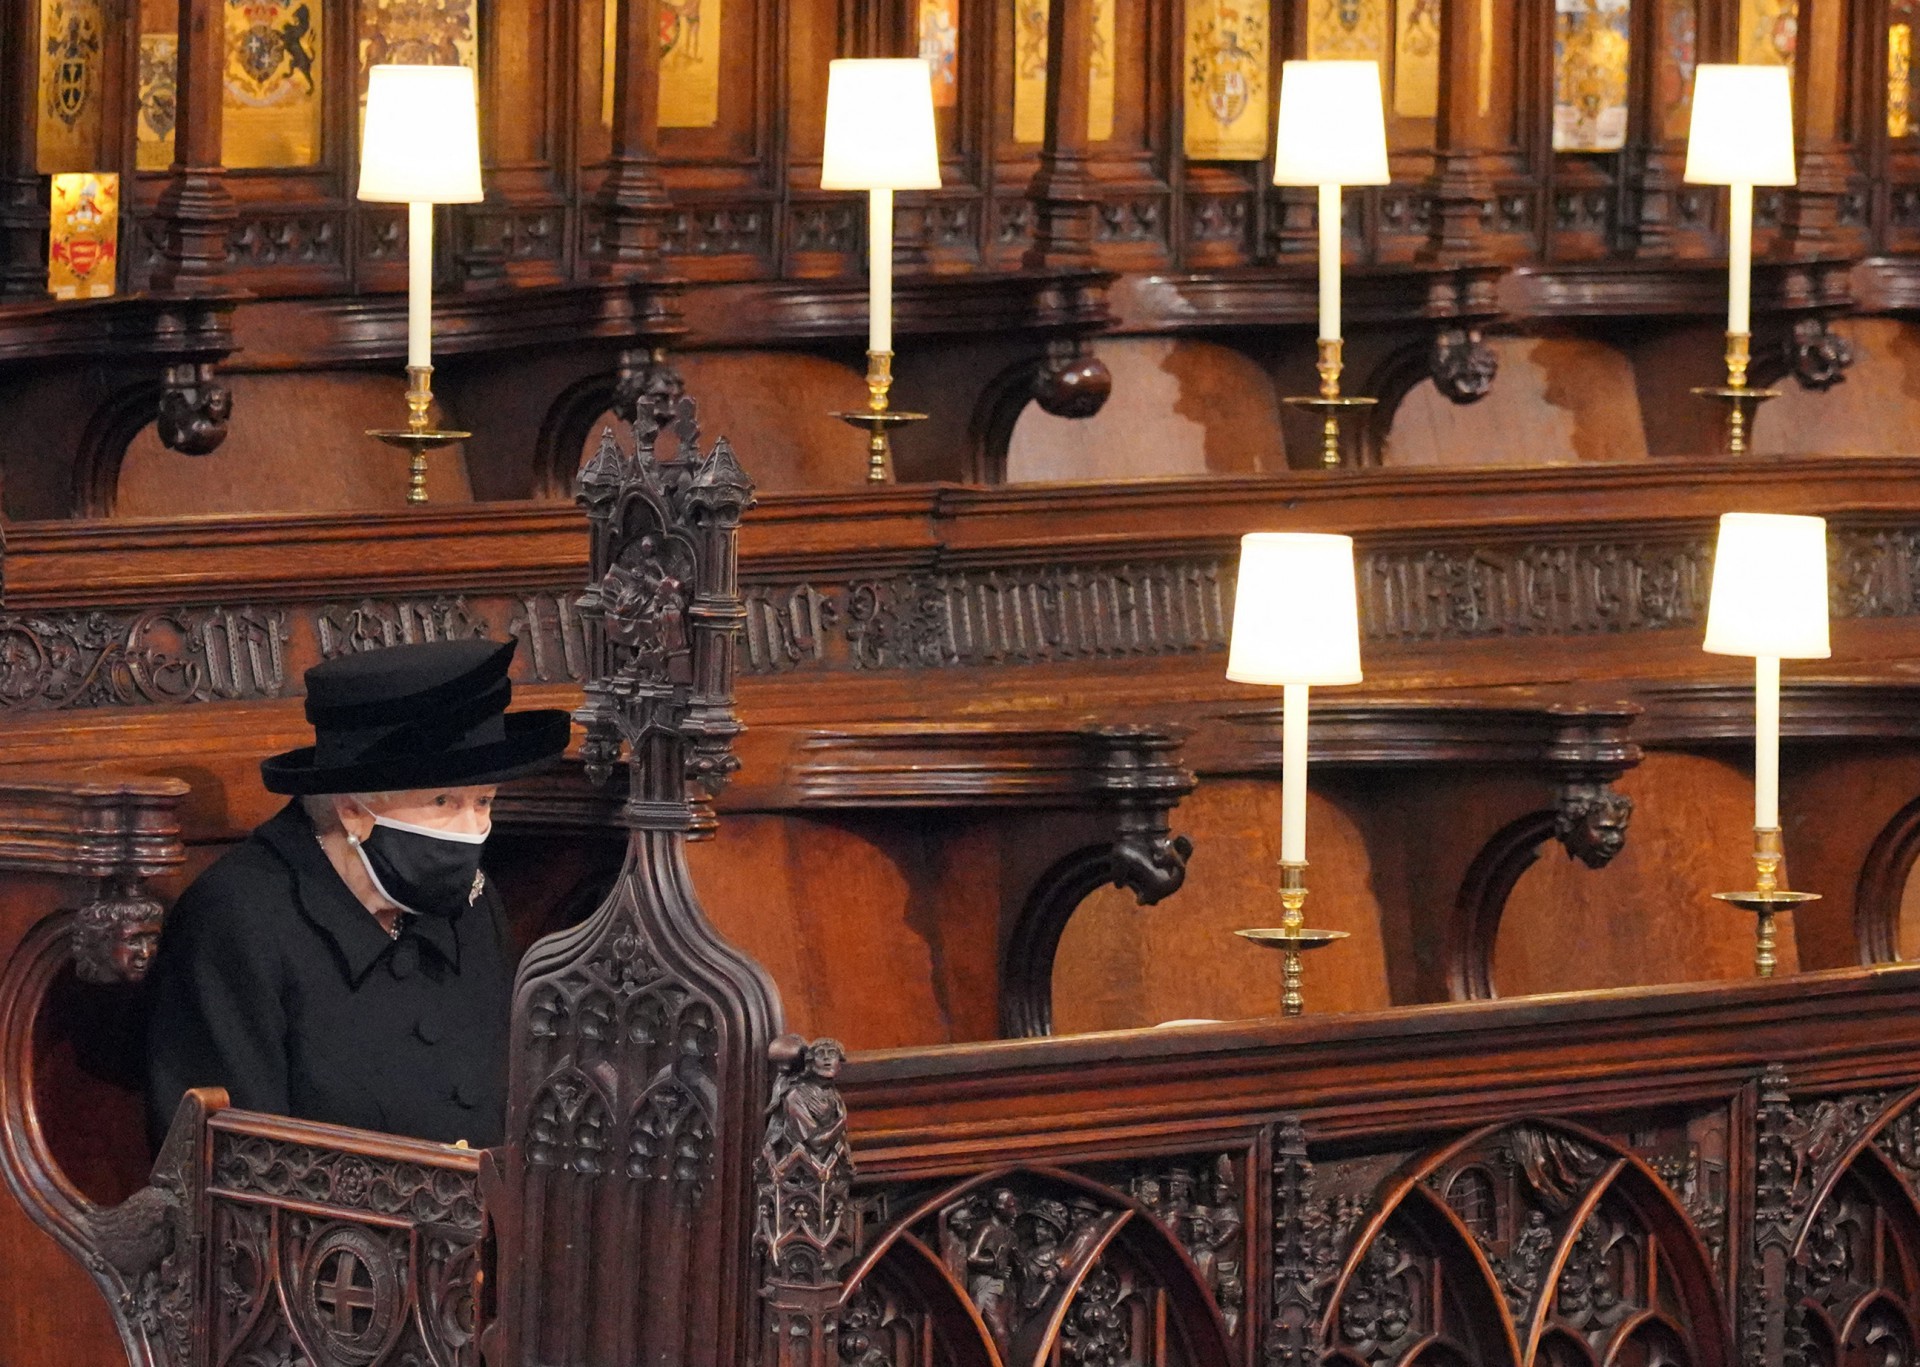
[
  {"x1": 1226, "y1": 533, "x2": 1365, "y2": 685},
  {"x1": 1685, "y1": 64, "x2": 1797, "y2": 186},
  {"x1": 821, "y1": 59, "x2": 942, "y2": 191},
  {"x1": 1272, "y1": 61, "x2": 1391, "y2": 188},
  {"x1": 358, "y1": 64, "x2": 484, "y2": 204},
  {"x1": 1704, "y1": 512, "x2": 1831, "y2": 659}
]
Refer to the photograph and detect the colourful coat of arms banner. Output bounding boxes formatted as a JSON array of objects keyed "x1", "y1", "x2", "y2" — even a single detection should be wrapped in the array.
[
  {"x1": 918, "y1": 0, "x2": 960, "y2": 108},
  {"x1": 1013, "y1": 0, "x2": 1116, "y2": 144},
  {"x1": 226, "y1": 0, "x2": 323, "y2": 167},
  {"x1": 659, "y1": 0, "x2": 722, "y2": 128},
  {"x1": 1184, "y1": 0, "x2": 1268, "y2": 161},
  {"x1": 37, "y1": 0, "x2": 105, "y2": 174},
  {"x1": 1553, "y1": 0, "x2": 1630, "y2": 151},
  {"x1": 48, "y1": 171, "x2": 118, "y2": 300}
]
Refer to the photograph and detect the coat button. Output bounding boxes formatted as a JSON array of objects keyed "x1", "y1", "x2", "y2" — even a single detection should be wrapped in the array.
[
  {"x1": 389, "y1": 939, "x2": 420, "y2": 980},
  {"x1": 414, "y1": 1013, "x2": 443, "y2": 1045}
]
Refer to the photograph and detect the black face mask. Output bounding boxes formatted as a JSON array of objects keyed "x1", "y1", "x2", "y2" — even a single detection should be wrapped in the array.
[{"x1": 352, "y1": 811, "x2": 488, "y2": 917}]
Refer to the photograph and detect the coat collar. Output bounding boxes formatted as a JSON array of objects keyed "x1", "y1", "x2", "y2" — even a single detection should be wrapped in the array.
[{"x1": 255, "y1": 802, "x2": 465, "y2": 984}]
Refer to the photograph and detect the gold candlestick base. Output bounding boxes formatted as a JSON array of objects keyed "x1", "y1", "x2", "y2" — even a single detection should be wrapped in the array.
[
  {"x1": 1283, "y1": 339, "x2": 1376, "y2": 470},
  {"x1": 1236, "y1": 861, "x2": 1349, "y2": 1016},
  {"x1": 831, "y1": 350, "x2": 926, "y2": 484},
  {"x1": 367, "y1": 364, "x2": 470, "y2": 506},
  {"x1": 1712, "y1": 825, "x2": 1818, "y2": 978},
  {"x1": 1691, "y1": 332, "x2": 1778, "y2": 456}
]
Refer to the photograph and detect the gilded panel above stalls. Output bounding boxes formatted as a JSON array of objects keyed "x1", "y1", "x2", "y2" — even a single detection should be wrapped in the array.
[
  {"x1": 1738, "y1": 0, "x2": 1797, "y2": 65},
  {"x1": 1659, "y1": 0, "x2": 1698, "y2": 142},
  {"x1": 1307, "y1": 0, "x2": 1386, "y2": 60},
  {"x1": 138, "y1": 0, "x2": 322, "y2": 170},
  {"x1": 1184, "y1": 0, "x2": 1269, "y2": 160},
  {"x1": 1392, "y1": 0, "x2": 1440, "y2": 119},
  {"x1": 660, "y1": 0, "x2": 723, "y2": 128},
  {"x1": 223, "y1": 0, "x2": 322, "y2": 168},
  {"x1": 357, "y1": 0, "x2": 477, "y2": 87},
  {"x1": 1553, "y1": 0, "x2": 1629, "y2": 152},
  {"x1": 1013, "y1": 0, "x2": 1116, "y2": 144},
  {"x1": 1892, "y1": 0, "x2": 1916, "y2": 139},
  {"x1": 36, "y1": 0, "x2": 105, "y2": 174},
  {"x1": 919, "y1": 0, "x2": 960, "y2": 108}
]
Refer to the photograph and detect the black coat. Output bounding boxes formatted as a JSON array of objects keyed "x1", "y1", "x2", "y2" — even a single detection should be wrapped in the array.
[{"x1": 145, "y1": 801, "x2": 513, "y2": 1148}]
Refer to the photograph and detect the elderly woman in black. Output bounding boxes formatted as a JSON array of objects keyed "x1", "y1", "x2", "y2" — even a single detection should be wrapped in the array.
[{"x1": 145, "y1": 639, "x2": 569, "y2": 1148}]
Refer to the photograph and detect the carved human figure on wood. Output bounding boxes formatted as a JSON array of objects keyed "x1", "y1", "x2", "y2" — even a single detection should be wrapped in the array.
[
  {"x1": 1192, "y1": 1156, "x2": 1244, "y2": 1334},
  {"x1": 1016, "y1": 1199, "x2": 1071, "y2": 1310},
  {"x1": 756, "y1": 1035, "x2": 854, "y2": 1286},
  {"x1": 958, "y1": 1189, "x2": 1021, "y2": 1347},
  {"x1": 767, "y1": 1037, "x2": 848, "y2": 1160},
  {"x1": 603, "y1": 535, "x2": 691, "y2": 684}
]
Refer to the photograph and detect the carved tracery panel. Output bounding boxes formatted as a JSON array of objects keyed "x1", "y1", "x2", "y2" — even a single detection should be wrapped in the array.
[{"x1": 844, "y1": 1165, "x2": 1240, "y2": 1367}]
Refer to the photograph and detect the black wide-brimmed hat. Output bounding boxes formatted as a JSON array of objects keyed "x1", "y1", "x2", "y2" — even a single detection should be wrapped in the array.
[{"x1": 261, "y1": 639, "x2": 572, "y2": 796}]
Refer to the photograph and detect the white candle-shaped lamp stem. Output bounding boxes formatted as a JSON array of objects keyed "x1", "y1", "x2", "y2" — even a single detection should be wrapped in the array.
[
  {"x1": 822, "y1": 59, "x2": 941, "y2": 365},
  {"x1": 868, "y1": 187, "x2": 893, "y2": 356},
  {"x1": 1705, "y1": 511, "x2": 1829, "y2": 836},
  {"x1": 1274, "y1": 61, "x2": 1389, "y2": 352},
  {"x1": 1281, "y1": 682, "x2": 1310, "y2": 863},
  {"x1": 1727, "y1": 182, "x2": 1754, "y2": 338},
  {"x1": 1228, "y1": 532, "x2": 1364, "y2": 873},
  {"x1": 358, "y1": 64, "x2": 485, "y2": 382},
  {"x1": 1685, "y1": 64, "x2": 1796, "y2": 348},
  {"x1": 408, "y1": 201, "x2": 433, "y2": 372},
  {"x1": 1754, "y1": 654, "x2": 1781, "y2": 830},
  {"x1": 1317, "y1": 184, "x2": 1341, "y2": 343}
]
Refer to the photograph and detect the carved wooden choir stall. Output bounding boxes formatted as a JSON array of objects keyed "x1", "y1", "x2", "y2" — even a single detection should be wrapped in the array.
[
  {"x1": 12, "y1": 0, "x2": 1920, "y2": 1364},
  {"x1": 0, "y1": 407, "x2": 1917, "y2": 1367}
]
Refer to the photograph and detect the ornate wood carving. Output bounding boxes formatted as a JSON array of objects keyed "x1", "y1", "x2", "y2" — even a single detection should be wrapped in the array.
[
  {"x1": 200, "y1": 1111, "x2": 486, "y2": 1367},
  {"x1": 988, "y1": 728, "x2": 1194, "y2": 1039},
  {"x1": 1428, "y1": 328, "x2": 1500, "y2": 405},
  {"x1": 488, "y1": 380, "x2": 780, "y2": 1367},
  {"x1": 1448, "y1": 780, "x2": 1634, "y2": 1001},
  {"x1": 155, "y1": 362, "x2": 232, "y2": 458},
  {"x1": 756, "y1": 1035, "x2": 856, "y2": 1367}
]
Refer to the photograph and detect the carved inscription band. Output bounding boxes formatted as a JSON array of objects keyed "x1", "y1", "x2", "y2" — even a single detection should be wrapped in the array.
[{"x1": 1, "y1": 524, "x2": 1917, "y2": 711}]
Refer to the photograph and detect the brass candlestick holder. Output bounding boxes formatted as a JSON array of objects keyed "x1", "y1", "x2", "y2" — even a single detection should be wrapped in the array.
[
  {"x1": 1712, "y1": 826, "x2": 1818, "y2": 978},
  {"x1": 1236, "y1": 861, "x2": 1349, "y2": 1016},
  {"x1": 1282, "y1": 339, "x2": 1378, "y2": 470},
  {"x1": 1691, "y1": 332, "x2": 1779, "y2": 457},
  {"x1": 367, "y1": 364, "x2": 470, "y2": 506},
  {"x1": 831, "y1": 350, "x2": 926, "y2": 484}
]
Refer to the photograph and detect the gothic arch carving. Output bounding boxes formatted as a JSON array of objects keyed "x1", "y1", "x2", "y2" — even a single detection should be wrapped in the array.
[
  {"x1": 72, "y1": 381, "x2": 165, "y2": 517},
  {"x1": 845, "y1": 1163, "x2": 1237, "y2": 1367},
  {"x1": 1292, "y1": 1117, "x2": 1728, "y2": 1367},
  {"x1": 531, "y1": 372, "x2": 618, "y2": 499},
  {"x1": 1000, "y1": 828, "x2": 1192, "y2": 1038},
  {"x1": 1853, "y1": 792, "x2": 1920, "y2": 965},
  {"x1": 1449, "y1": 811, "x2": 1559, "y2": 1001}
]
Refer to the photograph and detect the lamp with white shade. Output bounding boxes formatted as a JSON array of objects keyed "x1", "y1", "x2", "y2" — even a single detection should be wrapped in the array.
[
  {"x1": 1684, "y1": 64, "x2": 1797, "y2": 455},
  {"x1": 358, "y1": 63, "x2": 484, "y2": 504},
  {"x1": 820, "y1": 58, "x2": 942, "y2": 483},
  {"x1": 1705, "y1": 511, "x2": 1830, "y2": 976},
  {"x1": 1272, "y1": 60, "x2": 1391, "y2": 469},
  {"x1": 1227, "y1": 532, "x2": 1363, "y2": 1015}
]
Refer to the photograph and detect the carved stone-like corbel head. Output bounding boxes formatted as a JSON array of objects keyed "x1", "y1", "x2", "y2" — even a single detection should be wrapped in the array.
[
  {"x1": 1553, "y1": 782, "x2": 1634, "y2": 871},
  {"x1": 72, "y1": 876, "x2": 165, "y2": 984}
]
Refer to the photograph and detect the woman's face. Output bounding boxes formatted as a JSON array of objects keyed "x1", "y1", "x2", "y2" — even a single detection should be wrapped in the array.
[{"x1": 339, "y1": 786, "x2": 498, "y2": 840}]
